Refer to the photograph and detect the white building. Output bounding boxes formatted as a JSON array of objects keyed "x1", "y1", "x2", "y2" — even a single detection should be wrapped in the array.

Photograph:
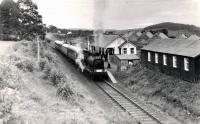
[
  {"x1": 90, "y1": 34, "x2": 138, "y2": 56},
  {"x1": 106, "y1": 37, "x2": 126, "y2": 55},
  {"x1": 119, "y1": 41, "x2": 137, "y2": 55}
]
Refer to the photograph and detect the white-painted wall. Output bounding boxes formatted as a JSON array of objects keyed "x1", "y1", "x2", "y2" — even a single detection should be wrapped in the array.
[
  {"x1": 106, "y1": 38, "x2": 125, "y2": 54},
  {"x1": 120, "y1": 42, "x2": 137, "y2": 55}
]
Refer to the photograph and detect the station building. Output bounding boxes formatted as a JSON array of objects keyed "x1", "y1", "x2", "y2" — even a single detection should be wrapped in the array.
[
  {"x1": 90, "y1": 34, "x2": 139, "y2": 71},
  {"x1": 141, "y1": 39, "x2": 200, "y2": 82}
]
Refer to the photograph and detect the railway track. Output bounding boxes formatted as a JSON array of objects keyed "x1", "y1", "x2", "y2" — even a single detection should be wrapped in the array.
[{"x1": 96, "y1": 80, "x2": 163, "y2": 124}]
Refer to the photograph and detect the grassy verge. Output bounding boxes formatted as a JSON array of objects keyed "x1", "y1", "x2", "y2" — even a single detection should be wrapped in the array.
[
  {"x1": 114, "y1": 62, "x2": 200, "y2": 124},
  {"x1": 0, "y1": 40, "x2": 137, "y2": 124}
]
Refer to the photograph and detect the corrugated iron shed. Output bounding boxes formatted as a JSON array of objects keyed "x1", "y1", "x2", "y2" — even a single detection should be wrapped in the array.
[{"x1": 141, "y1": 39, "x2": 200, "y2": 57}]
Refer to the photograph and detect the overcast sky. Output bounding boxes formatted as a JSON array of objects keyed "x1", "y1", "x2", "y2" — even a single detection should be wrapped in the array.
[{"x1": 1, "y1": 0, "x2": 200, "y2": 29}]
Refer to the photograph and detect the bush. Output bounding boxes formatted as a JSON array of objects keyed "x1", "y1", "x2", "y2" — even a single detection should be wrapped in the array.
[
  {"x1": 49, "y1": 69, "x2": 65, "y2": 86},
  {"x1": 39, "y1": 59, "x2": 48, "y2": 71},
  {"x1": 57, "y1": 82, "x2": 74, "y2": 99},
  {"x1": 8, "y1": 54, "x2": 21, "y2": 62},
  {"x1": 15, "y1": 59, "x2": 34, "y2": 72}
]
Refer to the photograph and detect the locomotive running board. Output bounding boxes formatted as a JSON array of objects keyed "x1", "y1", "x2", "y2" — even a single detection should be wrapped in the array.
[{"x1": 106, "y1": 70, "x2": 118, "y2": 84}]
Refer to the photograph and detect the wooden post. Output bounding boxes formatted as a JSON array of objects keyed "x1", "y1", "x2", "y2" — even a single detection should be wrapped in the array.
[{"x1": 37, "y1": 36, "x2": 40, "y2": 69}]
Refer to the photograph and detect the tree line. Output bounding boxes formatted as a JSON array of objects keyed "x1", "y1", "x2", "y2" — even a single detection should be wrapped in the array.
[{"x1": 0, "y1": 0, "x2": 45, "y2": 41}]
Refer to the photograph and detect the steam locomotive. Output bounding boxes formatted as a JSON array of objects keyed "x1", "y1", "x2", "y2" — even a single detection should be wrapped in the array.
[{"x1": 54, "y1": 40, "x2": 107, "y2": 79}]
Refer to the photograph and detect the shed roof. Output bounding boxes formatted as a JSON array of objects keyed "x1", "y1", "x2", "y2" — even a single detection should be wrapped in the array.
[
  {"x1": 158, "y1": 33, "x2": 169, "y2": 39},
  {"x1": 128, "y1": 33, "x2": 139, "y2": 41},
  {"x1": 146, "y1": 32, "x2": 154, "y2": 38},
  {"x1": 116, "y1": 54, "x2": 139, "y2": 60},
  {"x1": 188, "y1": 34, "x2": 200, "y2": 40},
  {"x1": 141, "y1": 39, "x2": 200, "y2": 57},
  {"x1": 122, "y1": 31, "x2": 139, "y2": 42},
  {"x1": 91, "y1": 34, "x2": 119, "y2": 48},
  {"x1": 136, "y1": 31, "x2": 142, "y2": 37},
  {"x1": 177, "y1": 34, "x2": 187, "y2": 39}
]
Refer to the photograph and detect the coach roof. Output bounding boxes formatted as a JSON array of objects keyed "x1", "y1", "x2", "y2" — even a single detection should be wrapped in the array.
[{"x1": 141, "y1": 39, "x2": 200, "y2": 58}]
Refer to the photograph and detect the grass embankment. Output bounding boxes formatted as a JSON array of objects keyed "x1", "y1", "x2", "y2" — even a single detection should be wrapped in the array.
[
  {"x1": 114, "y1": 62, "x2": 200, "y2": 124},
  {"x1": 0, "y1": 40, "x2": 137, "y2": 124}
]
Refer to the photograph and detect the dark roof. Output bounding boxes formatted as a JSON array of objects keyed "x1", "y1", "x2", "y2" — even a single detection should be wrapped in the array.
[
  {"x1": 128, "y1": 33, "x2": 139, "y2": 41},
  {"x1": 91, "y1": 34, "x2": 119, "y2": 48},
  {"x1": 122, "y1": 31, "x2": 140, "y2": 42},
  {"x1": 116, "y1": 54, "x2": 139, "y2": 60},
  {"x1": 141, "y1": 39, "x2": 200, "y2": 57},
  {"x1": 122, "y1": 31, "x2": 134, "y2": 38}
]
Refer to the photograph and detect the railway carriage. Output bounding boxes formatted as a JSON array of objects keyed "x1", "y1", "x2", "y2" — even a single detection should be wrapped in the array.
[
  {"x1": 66, "y1": 46, "x2": 81, "y2": 62},
  {"x1": 60, "y1": 44, "x2": 69, "y2": 55},
  {"x1": 55, "y1": 40, "x2": 64, "y2": 50}
]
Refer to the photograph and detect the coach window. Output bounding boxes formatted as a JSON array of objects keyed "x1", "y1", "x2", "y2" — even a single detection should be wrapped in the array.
[
  {"x1": 173, "y1": 56, "x2": 177, "y2": 68},
  {"x1": 184, "y1": 58, "x2": 189, "y2": 71},
  {"x1": 163, "y1": 54, "x2": 167, "y2": 65},
  {"x1": 155, "y1": 53, "x2": 158, "y2": 63},
  {"x1": 148, "y1": 52, "x2": 151, "y2": 62}
]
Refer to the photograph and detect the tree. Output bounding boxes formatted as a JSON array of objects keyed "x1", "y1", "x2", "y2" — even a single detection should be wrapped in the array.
[
  {"x1": 47, "y1": 25, "x2": 58, "y2": 33},
  {"x1": 0, "y1": 5, "x2": 2, "y2": 40},
  {"x1": 17, "y1": 0, "x2": 45, "y2": 40},
  {"x1": 0, "y1": 0, "x2": 21, "y2": 40}
]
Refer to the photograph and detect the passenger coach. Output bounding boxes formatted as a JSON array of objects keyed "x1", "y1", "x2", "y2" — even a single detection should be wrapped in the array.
[{"x1": 141, "y1": 39, "x2": 200, "y2": 82}]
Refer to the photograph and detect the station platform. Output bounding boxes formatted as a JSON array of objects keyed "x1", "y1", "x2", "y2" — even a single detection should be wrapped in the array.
[
  {"x1": 104, "y1": 61, "x2": 118, "y2": 84},
  {"x1": 104, "y1": 61, "x2": 118, "y2": 73}
]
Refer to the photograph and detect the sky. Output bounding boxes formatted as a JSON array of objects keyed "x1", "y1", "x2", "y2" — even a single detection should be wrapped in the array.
[{"x1": 1, "y1": 0, "x2": 200, "y2": 29}]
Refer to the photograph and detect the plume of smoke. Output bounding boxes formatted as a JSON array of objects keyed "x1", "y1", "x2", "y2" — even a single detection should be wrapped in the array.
[
  {"x1": 93, "y1": 0, "x2": 107, "y2": 46},
  {"x1": 94, "y1": 0, "x2": 107, "y2": 30}
]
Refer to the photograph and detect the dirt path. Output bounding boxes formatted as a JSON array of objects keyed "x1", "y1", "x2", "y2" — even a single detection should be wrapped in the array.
[{"x1": 0, "y1": 41, "x2": 15, "y2": 56}]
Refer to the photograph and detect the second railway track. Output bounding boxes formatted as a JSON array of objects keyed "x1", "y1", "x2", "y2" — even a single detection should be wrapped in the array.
[{"x1": 96, "y1": 80, "x2": 163, "y2": 124}]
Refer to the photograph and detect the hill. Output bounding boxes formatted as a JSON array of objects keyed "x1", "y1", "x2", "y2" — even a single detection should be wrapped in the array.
[{"x1": 143, "y1": 22, "x2": 200, "y2": 36}]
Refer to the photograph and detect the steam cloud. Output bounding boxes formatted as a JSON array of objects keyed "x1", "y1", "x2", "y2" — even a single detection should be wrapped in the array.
[{"x1": 93, "y1": 0, "x2": 107, "y2": 47}]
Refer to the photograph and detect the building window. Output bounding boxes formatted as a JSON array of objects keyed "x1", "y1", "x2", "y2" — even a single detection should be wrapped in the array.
[
  {"x1": 184, "y1": 58, "x2": 189, "y2": 71},
  {"x1": 173, "y1": 56, "x2": 177, "y2": 68},
  {"x1": 148, "y1": 52, "x2": 151, "y2": 62},
  {"x1": 131, "y1": 48, "x2": 134, "y2": 54},
  {"x1": 123, "y1": 48, "x2": 127, "y2": 54},
  {"x1": 163, "y1": 54, "x2": 167, "y2": 65},
  {"x1": 155, "y1": 53, "x2": 158, "y2": 63}
]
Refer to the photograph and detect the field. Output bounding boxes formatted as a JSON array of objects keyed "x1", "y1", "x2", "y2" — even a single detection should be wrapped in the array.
[
  {"x1": 114, "y1": 62, "x2": 200, "y2": 124},
  {"x1": 0, "y1": 40, "x2": 137, "y2": 124}
]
